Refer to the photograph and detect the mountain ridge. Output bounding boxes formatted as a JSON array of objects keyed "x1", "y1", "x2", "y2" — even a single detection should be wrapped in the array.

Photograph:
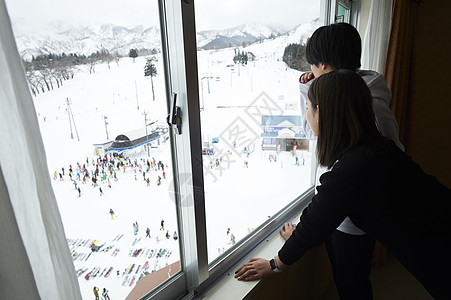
[{"x1": 12, "y1": 19, "x2": 319, "y2": 59}]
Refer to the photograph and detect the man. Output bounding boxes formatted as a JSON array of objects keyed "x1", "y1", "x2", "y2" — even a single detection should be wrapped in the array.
[
  {"x1": 281, "y1": 23, "x2": 404, "y2": 300},
  {"x1": 93, "y1": 286, "x2": 99, "y2": 300},
  {"x1": 102, "y1": 288, "x2": 110, "y2": 300}
]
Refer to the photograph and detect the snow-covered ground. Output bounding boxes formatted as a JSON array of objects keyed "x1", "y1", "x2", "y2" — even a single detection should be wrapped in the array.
[{"x1": 33, "y1": 39, "x2": 315, "y2": 299}]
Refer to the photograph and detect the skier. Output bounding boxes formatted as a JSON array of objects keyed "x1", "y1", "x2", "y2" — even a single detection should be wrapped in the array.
[
  {"x1": 143, "y1": 171, "x2": 146, "y2": 180},
  {"x1": 230, "y1": 233, "x2": 236, "y2": 245},
  {"x1": 77, "y1": 187, "x2": 81, "y2": 197},
  {"x1": 157, "y1": 176, "x2": 161, "y2": 186},
  {"x1": 226, "y1": 227, "x2": 230, "y2": 235},
  {"x1": 59, "y1": 173, "x2": 63, "y2": 181},
  {"x1": 133, "y1": 222, "x2": 137, "y2": 235},
  {"x1": 74, "y1": 181, "x2": 78, "y2": 190},
  {"x1": 146, "y1": 227, "x2": 151, "y2": 238},
  {"x1": 102, "y1": 288, "x2": 110, "y2": 300},
  {"x1": 109, "y1": 208, "x2": 115, "y2": 220},
  {"x1": 146, "y1": 178, "x2": 150, "y2": 186},
  {"x1": 160, "y1": 219, "x2": 164, "y2": 231},
  {"x1": 53, "y1": 171, "x2": 57, "y2": 180},
  {"x1": 173, "y1": 231, "x2": 178, "y2": 241},
  {"x1": 166, "y1": 230, "x2": 170, "y2": 239},
  {"x1": 99, "y1": 187, "x2": 104, "y2": 196},
  {"x1": 62, "y1": 167, "x2": 65, "y2": 175},
  {"x1": 93, "y1": 286, "x2": 99, "y2": 300},
  {"x1": 107, "y1": 179, "x2": 111, "y2": 188},
  {"x1": 162, "y1": 171, "x2": 166, "y2": 179}
]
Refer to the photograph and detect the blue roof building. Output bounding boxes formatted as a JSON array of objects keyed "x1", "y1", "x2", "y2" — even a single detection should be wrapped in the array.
[{"x1": 260, "y1": 115, "x2": 309, "y2": 151}]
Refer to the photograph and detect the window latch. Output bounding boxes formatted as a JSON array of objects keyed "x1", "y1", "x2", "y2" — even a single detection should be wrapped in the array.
[{"x1": 167, "y1": 92, "x2": 182, "y2": 135}]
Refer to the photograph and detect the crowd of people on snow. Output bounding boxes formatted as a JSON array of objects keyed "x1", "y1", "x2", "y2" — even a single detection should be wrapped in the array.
[{"x1": 52, "y1": 153, "x2": 169, "y2": 199}]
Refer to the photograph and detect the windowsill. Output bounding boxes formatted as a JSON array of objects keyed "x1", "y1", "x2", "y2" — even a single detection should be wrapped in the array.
[{"x1": 204, "y1": 212, "x2": 301, "y2": 300}]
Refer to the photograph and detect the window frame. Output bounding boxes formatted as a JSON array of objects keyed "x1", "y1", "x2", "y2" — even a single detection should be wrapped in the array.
[
  {"x1": 141, "y1": 0, "x2": 363, "y2": 298},
  {"x1": 331, "y1": 0, "x2": 361, "y2": 26}
]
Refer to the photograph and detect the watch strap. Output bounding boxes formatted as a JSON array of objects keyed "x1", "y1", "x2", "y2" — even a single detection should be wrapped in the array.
[{"x1": 270, "y1": 257, "x2": 281, "y2": 272}]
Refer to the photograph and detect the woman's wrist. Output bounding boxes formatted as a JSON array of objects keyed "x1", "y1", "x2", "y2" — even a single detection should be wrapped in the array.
[{"x1": 275, "y1": 255, "x2": 287, "y2": 271}]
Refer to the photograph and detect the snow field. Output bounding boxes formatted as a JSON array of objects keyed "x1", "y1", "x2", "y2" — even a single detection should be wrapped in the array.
[{"x1": 34, "y1": 41, "x2": 314, "y2": 298}]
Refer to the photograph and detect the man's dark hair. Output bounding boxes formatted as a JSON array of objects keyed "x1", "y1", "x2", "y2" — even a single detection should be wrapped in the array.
[
  {"x1": 306, "y1": 23, "x2": 362, "y2": 71},
  {"x1": 308, "y1": 70, "x2": 386, "y2": 168}
]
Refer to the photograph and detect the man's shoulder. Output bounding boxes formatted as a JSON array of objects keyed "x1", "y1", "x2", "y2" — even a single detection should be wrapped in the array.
[{"x1": 357, "y1": 69, "x2": 383, "y2": 85}]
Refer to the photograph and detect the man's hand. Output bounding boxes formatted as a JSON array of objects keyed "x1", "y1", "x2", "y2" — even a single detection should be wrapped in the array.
[
  {"x1": 299, "y1": 72, "x2": 314, "y2": 84},
  {"x1": 235, "y1": 258, "x2": 274, "y2": 281},
  {"x1": 280, "y1": 222, "x2": 296, "y2": 241}
]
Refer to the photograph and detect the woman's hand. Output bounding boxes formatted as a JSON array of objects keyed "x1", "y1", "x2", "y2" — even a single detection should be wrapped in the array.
[
  {"x1": 235, "y1": 258, "x2": 274, "y2": 281},
  {"x1": 299, "y1": 72, "x2": 315, "y2": 84},
  {"x1": 280, "y1": 222, "x2": 296, "y2": 241}
]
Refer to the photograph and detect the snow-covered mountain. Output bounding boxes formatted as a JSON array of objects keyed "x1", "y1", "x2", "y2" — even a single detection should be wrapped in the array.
[
  {"x1": 12, "y1": 19, "x2": 318, "y2": 60},
  {"x1": 13, "y1": 22, "x2": 161, "y2": 59},
  {"x1": 285, "y1": 19, "x2": 320, "y2": 45},
  {"x1": 196, "y1": 22, "x2": 287, "y2": 49}
]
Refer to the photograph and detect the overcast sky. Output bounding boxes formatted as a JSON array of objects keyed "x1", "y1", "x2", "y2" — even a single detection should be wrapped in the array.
[{"x1": 5, "y1": 0, "x2": 319, "y2": 33}]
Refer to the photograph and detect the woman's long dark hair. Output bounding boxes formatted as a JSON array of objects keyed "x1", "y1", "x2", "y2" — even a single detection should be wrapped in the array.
[{"x1": 308, "y1": 69, "x2": 387, "y2": 168}]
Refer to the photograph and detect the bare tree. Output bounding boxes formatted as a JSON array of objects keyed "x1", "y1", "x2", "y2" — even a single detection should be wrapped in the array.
[
  {"x1": 99, "y1": 48, "x2": 114, "y2": 69},
  {"x1": 113, "y1": 52, "x2": 120, "y2": 66},
  {"x1": 87, "y1": 57, "x2": 97, "y2": 74}
]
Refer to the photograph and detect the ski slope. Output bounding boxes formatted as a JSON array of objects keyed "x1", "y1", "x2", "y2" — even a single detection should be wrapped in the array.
[{"x1": 34, "y1": 42, "x2": 314, "y2": 299}]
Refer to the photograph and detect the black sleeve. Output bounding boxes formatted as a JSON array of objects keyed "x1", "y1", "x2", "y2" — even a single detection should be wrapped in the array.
[{"x1": 278, "y1": 167, "x2": 356, "y2": 265}]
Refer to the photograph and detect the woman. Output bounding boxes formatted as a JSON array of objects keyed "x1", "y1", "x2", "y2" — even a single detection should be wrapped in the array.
[{"x1": 235, "y1": 70, "x2": 451, "y2": 299}]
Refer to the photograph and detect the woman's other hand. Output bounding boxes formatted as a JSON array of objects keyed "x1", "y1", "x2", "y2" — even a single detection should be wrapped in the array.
[{"x1": 280, "y1": 222, "x2": 296, "y2": 241}]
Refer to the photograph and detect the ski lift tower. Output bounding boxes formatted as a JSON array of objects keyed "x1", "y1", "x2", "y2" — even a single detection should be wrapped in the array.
[{"x1": 143, "y1": 111, "x2": 150, "y2": 157}]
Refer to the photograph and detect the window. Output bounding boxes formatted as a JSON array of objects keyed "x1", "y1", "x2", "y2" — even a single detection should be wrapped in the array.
[
  {"x1": 193, "y1": 0, "x2": 321, "y2": 264},
  {"x1": 336, "y1": 1, "x2": 351, "y2": 23},
  {"x1": 5, "y1": 0, "x2": 181, "y2": 299},
  {"x1": 4, "y1": 0, "x2": 346, "y2": 298},
  {"x1": 333, "y1": 0, "x2": 360, "y2": 26}
]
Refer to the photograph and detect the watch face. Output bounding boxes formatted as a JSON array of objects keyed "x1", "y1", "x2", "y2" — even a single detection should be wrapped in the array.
[{"x1": 270, "y1": 258, "x2": 276, "y2": 270}]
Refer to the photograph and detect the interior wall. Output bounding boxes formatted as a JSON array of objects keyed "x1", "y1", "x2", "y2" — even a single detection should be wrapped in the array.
[{"x1": 405, "y1": 0, "x2": 451, "y2": 188}]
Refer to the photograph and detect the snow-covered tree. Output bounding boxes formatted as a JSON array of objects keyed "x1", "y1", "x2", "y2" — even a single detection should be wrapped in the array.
[{"x1": 282, "y1": 43, "x2": 309, "y2": 71}]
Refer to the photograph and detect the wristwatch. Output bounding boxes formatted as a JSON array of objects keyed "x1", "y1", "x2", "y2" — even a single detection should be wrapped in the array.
[{"x1": 269, "y1": 257, "x2": 281, "y2": 272}]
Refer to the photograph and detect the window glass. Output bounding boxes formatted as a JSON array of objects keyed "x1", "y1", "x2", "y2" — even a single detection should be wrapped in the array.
[
  {"x1": 336, "y1": 2, "x2": 350, "y2": 23},
  {"x1": 337, "y1": 4, "x2": 346, "y2": 23},
  {"x1": 194, "y1": 0, "x2": 320, "y2": 263},
  {"x1": 5, "y1": 0, "x2": 181, "y2": 298}
]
